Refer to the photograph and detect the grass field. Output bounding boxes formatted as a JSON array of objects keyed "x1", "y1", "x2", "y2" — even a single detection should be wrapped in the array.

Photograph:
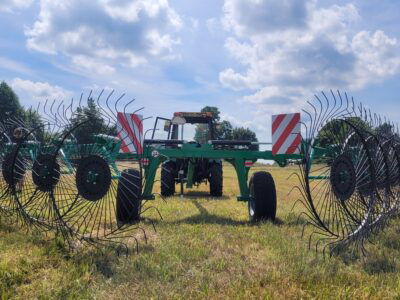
[{"x1": 1, "y1": 164, "x2": 400, "y2": 299}]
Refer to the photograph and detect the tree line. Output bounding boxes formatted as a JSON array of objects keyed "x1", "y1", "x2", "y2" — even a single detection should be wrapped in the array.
[
  {"x1": 0, "y1": 81, "x2": 110, "y2": 144},
  {"x1": 316, "y1": 117, "x2": 398, "y2": 148},
  {"x1": 3, "y1": 81, "x2": 398, "y2": 148}
]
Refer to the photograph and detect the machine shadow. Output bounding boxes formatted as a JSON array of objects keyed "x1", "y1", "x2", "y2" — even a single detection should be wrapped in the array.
[
  {"x1": 173, "y1": 200, "x2": 248, "y2": 226},
  {"x1": 149, "y1": 200, "x2": 282, "y2": 226},
  {"x1": 178, "y1": 190, "x2": 230, "y2": 200}
]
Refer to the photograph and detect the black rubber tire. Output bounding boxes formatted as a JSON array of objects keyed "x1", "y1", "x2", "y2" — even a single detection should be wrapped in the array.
[
  {"x1": 116, "y1": 169, "x2": 142, "y2": 224},
  {"x1": 248, "y1": 171, "x2": 276, "y2": 222},
  {"x1": 161, "y1": 161, "x2": 175, "y2": 197},
  {"x1": 209, "y1": 164, "x2": 223, "y2": 197}
]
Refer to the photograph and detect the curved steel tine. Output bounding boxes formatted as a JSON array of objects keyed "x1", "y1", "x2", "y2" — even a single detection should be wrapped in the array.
[{"x1": 123, "y1": 98, "x2": 135, "y2": 115}]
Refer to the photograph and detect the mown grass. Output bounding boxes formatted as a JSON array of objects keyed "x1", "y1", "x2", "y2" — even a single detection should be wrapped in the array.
[{"x1": 1, "y1": 164, "x2": 400, "y2": 299}]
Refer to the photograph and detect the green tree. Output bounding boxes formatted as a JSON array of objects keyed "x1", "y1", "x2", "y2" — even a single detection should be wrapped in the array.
[
  {"x1": 217, "y1": 120, "x2": 233, "y2": 140},
  {"x1": 232, "y1": 127, "x2": 258, "y2": 141},
  {"x1": 232, "y1": 127, "x2": 259, "y2": 150},
  {"x1": 375, "y1": 123, "x2": 394, "y2": 139},
  {"x1": 24, "y1": 108, "x2": 45, "y2": 142},
  {"x1": 194, "y1": 106, "x2": 221, "y2": 143},
  {"x1": 316, "y1": 117, "x2": 371, "y2": 148},
  {"x1": 201, "y1": 106, "x2": 220, "y2": 121},
  {"x1": 194, "y1": 106, "x2": 259, "y2": 146},
  {"x1": 0, "y1": 81, "x2": 24, "y2": 122},
  {"x1": 67, "y1": 98, "x2": 114, "y2": 144}
]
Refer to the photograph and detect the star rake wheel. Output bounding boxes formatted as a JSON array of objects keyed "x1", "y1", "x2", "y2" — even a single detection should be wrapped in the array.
[
  {"x1": 360, "y1": 132, "x2": 392, "y2": 228},
  {"x1": 348, "y1": 109, "x2": 400, "y2": 227},
  {"x1": 378, "y1": 138, "x2": 400, "y2": 215},
  {"x1": 365, "y1": 124, "x2": 400, "y2": 220},
  {"x1": 390, "y1": 141, "x2": 400, "y2": 204},
  {"x1": 0, "y1": 91, "x2": 156, "y2": 254},
  {"x1": 9, "y1": 124, "x2": 62, "y2": 231},
  {"x1": 298, "y1": 91, "x2": 381, "y2": 255},
  {"x1": 0, "y1": 133, "x2": 19, "y2": 215},
  {"x1": 40, "y1": 92, "x2": 151, "y2": 251}
]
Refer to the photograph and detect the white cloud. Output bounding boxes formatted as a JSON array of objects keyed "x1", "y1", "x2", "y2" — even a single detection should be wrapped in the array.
[
  {"x1": 219, "y1": 68, "x2": 252, "y2": 91},
  {"x1": 0, "y1": 0, "x2": 34, "y2": 12},
  {"x1": 10, "y1": 78, "x2": 72, "y2": 105},
  {"x1": 25, "y1": 0, "x2": 183, "y2": 72},
  {"x1": 0, "y1": 57, "x2": 33, "y2": 75},
  {"x1": 351, "y1": 30, "x2": 400, "y2": 88},
  {"x1": 223, "y1": 0, "x2": 313, "y2": 36},
  {"x1": 220, "y1": 0, "x2": 400, "y2": 113}
]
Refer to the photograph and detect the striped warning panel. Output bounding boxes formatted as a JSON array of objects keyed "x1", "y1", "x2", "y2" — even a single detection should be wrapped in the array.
[
  {"x1": 116, "y1": 112, "x2": 144, "y2": 154},
  {"x1": 272, "y1": 113, "x2": 301, "y2": 155},
  {"x1": 245, "y1": 160, "x2": 253, "y2": 167}
]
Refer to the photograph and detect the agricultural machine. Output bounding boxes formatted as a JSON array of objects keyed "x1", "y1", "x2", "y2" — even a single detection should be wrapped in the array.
[
  {"x1": 138, "y1": 110, "x2": 302, "y2": 222},
  {"x1": 0, "y1": 90, "x2": 399, "y2": 255},
  {"x1": 153, "y1": 112, "x2": 224, "y2": 198}
]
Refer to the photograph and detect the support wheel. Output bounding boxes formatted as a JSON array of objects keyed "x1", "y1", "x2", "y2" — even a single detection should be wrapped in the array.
[
  {"x1": 116, "y1": 169, "x2": 142, "y2": 224},
  {"x1": 209, "y1": 164, "x2": 223, "y2": 197},
  {"x1": 248, "y1": 171, "x2": 277, "y2": 222},
  {"x1": 161, "y1": 162, "x2": 175, "y2": 197}
]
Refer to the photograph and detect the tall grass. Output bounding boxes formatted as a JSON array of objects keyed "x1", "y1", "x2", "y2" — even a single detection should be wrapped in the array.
[{"x1": 1, "y1": 164, "x2": 400, "y2": 299}]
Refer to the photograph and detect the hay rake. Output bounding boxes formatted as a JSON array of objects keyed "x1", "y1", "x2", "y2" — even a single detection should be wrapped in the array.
[
  {"x1": 297, "y1": 91, "x2": 400, "y2": 255},
  {"x1": 0, "y1": 91, "x2": 157, "y2": 253},
  {"x1": 0, "y1": 89, "x2": 399, "y2": 256},
  {"x1": 0, "y1": 115, "x2": 40, "y2": 223},
  {"x1": 0, "y1": 119, "x2": 17, "y2": 217}
]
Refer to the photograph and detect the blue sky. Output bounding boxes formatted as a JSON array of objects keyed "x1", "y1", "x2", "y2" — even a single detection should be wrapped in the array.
[{"x1": 0, "y1": 0, "x2": 399, "y2": 141}]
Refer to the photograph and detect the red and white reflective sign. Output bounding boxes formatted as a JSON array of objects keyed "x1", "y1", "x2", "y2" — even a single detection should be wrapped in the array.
[
  {"x1": 245, "y1": 160, "x2": 253, "y2": 167},
  {"x1": 141, "y1": 158, "x2": 149, "y2": 166},
  {"x1": 117, "y1": 112, "x2": 144, "y2": 154},
  {"x1": 272, "y1": 113, "x2": 301, "y2": 155}
]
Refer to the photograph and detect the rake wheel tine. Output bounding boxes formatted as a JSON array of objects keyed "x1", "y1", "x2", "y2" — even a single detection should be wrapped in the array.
[
  {"x1": 137, "y1": 226, "x2": 147, "y2": 243},
  {"x1": 112, "y1": 93, "x2": 126, "y2": 123},
  {"x1": 315, "y1": 236, "x2": 330, "y2": 254},
  {"x1": 144, "y1": 128, "x2": 158, "y2": 140},
  {"x1": 49, "y1": 99, "x2": 57, "y2": 122},
  {"x1": 99, "y1": 90, "x2": 120, "y2": 123},
  {"x1": 77, "y1": 92, "x2": 84, "y2": 110},
  {"x1": 64, "y1": 98, "x2": 73, "y2": 121},
  {"x1": 307, "y1": 230, "x2": 332, "y2": 251},
  {"x1": 152, "y1": 192, "x2": 167, "y2": 203},
  {"x1": 97, "y1": 88, "x2": 106, "y2": 108},
  {"x1": 140, "y1": 205, "x2": 163, "y2": 221},
  {"x1": 132, "y1": 107, "x2": 145, "y2": 115},
  {"x1": 122, "y1": 98, "x2": 135, "y2": 116},
  {"x1": 56, "y1": 100, "x2": 64, "y2": 125},
  {"x1": 292, "y1": 198, "x2": 312, "y2": 216}
]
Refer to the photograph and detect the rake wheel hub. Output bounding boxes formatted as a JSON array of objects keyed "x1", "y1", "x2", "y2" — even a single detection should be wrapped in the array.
[
  {"x1": 330, "y1": 154, "x2": 356, "y2": 202},
  {"x1": 32, "y1": 154, "x2": 60, "y2": 192},
  {"x1": 76, "y1": 155, "x2": 111, "y2": 201},
  {"x1": 2, "y1": 152, "x2": 26, "y2": 187}
]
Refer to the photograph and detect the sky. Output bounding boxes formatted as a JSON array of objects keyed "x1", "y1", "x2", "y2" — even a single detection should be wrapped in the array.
[{"x1": 0, "y1": 0, "x2": 399, "y2": 142}]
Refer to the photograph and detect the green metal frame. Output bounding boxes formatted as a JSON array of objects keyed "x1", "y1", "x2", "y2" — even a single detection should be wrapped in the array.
[
  {"x1": 139, "y1": 143, "x2": 302, "y2": 201},
  {"x1": 3, "y1": 133, "x2": 330, "y2": 203}
]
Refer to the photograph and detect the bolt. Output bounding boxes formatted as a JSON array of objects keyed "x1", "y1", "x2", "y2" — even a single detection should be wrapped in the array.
[{"x1": 86, "y1": 171, "x2": 98, "y2": 184}]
